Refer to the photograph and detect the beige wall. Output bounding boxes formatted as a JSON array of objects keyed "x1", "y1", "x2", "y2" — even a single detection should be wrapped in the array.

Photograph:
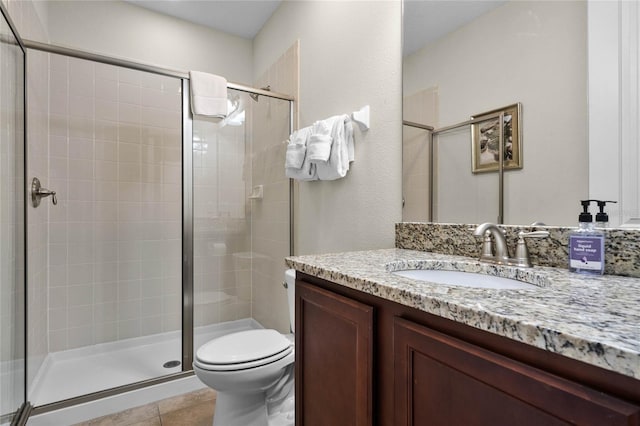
[
  {"x1": 254, "y1": 1, "x2": 403, "y2": 255},
  {"x1": 2, "y1": 0, "x2": 47, "y2": 41},
  {"x1": 42, "y1": 0, "x2": 253, "y2": 85},
  {"x1": 404, "y1": 1, "x2": 588, "y2": 226}
]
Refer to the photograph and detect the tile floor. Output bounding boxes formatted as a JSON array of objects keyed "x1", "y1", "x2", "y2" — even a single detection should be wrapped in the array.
[{"x1": 72, "y1": 388, "x2": 216, "y2": 426}]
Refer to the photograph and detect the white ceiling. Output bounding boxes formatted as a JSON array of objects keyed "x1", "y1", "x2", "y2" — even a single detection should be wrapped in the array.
[
  {"x1": 125, "y1": 0, "x2": 281, "y2": 39},
  {"x1": 125, "y1": 0, "x2": 503, "y2": 55},
  {"x1": 403, "y1": 0, "x2": 505, "y2": 56}
]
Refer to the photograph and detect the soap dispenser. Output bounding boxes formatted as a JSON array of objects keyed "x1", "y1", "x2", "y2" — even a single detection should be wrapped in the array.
[
  {"x1": 569, "y1": 200, "x2": 605, "y2": 275},
  {"x1": 595, "y1": 200, "x2": 617, "y2": 228}
]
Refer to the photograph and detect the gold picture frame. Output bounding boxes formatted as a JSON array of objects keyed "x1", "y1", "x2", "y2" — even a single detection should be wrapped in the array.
[{"x1": 471, "y1": 103, "x2": 522, "y2": 173}]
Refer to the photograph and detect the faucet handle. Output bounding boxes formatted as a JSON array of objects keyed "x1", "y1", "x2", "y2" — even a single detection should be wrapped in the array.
[
  {"x1": 514, "y1": 231, "x2": 550, "y2": 267},
  {"x1": 518, "y1": 230, "x2": 550, "y2": 239},
  {"x1": 480, "y1": 230, "x2": 493, "y2": 259}
]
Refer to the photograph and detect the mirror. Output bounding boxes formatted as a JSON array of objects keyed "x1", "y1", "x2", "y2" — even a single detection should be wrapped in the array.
[{"x1": 402, "y1": 0, "x2": 639, "y2": 227}]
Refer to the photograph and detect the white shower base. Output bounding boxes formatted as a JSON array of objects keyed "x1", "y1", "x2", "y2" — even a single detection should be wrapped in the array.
[{"x1": 28, "y1": 318, "x2": 261, "y2": 407}]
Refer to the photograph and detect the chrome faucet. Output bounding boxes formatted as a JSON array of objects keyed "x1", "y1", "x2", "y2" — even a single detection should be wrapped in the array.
[
  {"x1": 473, "y1": 223, "x2": 549, "y2": 267},
  {"x1": 473, "y1": 223, "x2": 510, "y2": 263}
]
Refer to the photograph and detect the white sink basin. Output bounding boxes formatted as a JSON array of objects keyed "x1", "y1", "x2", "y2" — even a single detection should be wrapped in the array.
[{"x1": 392, "y1": 269, "x2": 538, "y2": 290}]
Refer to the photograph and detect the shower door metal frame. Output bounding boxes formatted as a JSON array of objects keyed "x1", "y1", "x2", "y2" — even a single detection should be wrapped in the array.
[
  {"x1": 20, "y1": 39, "x2": 295, "y2": 416},
  {"x1": 181, "y1": 78, "x2": 194, "y2": 371},
  {"x1": 402, "y1": 121, "x2": 434, "y2": 221},
  {"x1": 403, "y1": 113, "x2": 507, "y2": 225},
  {"x1": 430, "y1": 113, "x2": 506, "y2": 224},
  {"x1": 0, "y1": 2, "x2": 31, "y2": 425}
]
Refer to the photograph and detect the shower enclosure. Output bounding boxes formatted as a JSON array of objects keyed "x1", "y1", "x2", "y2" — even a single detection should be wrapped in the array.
[
  {"x1": 0, "y1": 12, "x2": 294, "y2": 416},
  {"x1": 25, "y1": 50, "x2": 189, "y2": 406}
]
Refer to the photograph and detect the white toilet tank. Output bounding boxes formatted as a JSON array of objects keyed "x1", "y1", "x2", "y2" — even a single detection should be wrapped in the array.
[{"x1": 285, "y1": 269, "x2": 296, "y2": 333}]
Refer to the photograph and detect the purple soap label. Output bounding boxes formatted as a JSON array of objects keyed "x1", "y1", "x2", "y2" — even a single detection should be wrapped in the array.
[{"x1": 569, "y1": 235, "x2": 604, "y2": 270}]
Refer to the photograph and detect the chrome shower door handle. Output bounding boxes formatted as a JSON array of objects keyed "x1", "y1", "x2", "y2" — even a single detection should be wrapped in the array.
[{"x1": 31, "y1": 177, "x2": 57, "y2": 207}]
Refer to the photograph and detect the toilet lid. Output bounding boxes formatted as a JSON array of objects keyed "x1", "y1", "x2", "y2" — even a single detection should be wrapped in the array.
[{"x1": 196, "y1": 329, "x2": 292, "y2": 365}]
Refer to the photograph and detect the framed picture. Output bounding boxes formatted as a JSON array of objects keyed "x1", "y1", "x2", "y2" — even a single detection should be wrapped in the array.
[{"x1": 471, "y1": 103, "x2": 522, "y2": 173}]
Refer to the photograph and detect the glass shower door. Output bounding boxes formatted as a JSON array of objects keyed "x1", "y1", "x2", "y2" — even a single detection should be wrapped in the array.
[
  {"x1": 402, "y1": 123, "x2": 431, "y2": 222},
  {"x1": 26, "y1": 53, "x2": 185, "y2": 406},
  {"x1": 0, "y1": 6, "x2": 26, "y2": 425},
  {"x1": 192, "y1": 88, "x2": 293, "y2": 350}
]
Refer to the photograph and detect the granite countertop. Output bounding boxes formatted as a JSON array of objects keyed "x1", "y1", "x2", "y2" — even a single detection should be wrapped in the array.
[{"x1": 285, "y1": 248, "x2": 640, "y2": 380}]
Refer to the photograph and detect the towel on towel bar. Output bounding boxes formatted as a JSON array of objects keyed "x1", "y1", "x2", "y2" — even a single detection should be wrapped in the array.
[
  {"x1": 285, "y1": 127, "x2": 317, "y2": 181},
  {"x1": 316, "y1": 114, "x2": 354, "y2": 180},
  {"x1": 285, "y1": 127, "x2": 309, "y2": 169},
  {"x1": 306, "y1": 119, "x2": 333, "y2": 163},
  {"x1": 284, "y1": 115, "x2": 355, "y2": 181},
  {"x1": 189, "y1": 71, "x2": 228, "y2": 119}
]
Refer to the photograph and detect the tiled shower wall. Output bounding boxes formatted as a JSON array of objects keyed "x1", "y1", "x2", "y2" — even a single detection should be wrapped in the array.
[{"x1": 46, "y1": 53, "x2": 182, "y2": 351}]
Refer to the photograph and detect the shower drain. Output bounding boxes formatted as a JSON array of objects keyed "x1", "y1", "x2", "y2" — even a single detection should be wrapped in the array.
[{"x1": 163, "y1": 360, "x2": 181, "y2": 368}]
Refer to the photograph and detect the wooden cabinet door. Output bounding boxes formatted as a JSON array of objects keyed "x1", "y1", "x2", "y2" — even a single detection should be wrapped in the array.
[
  {"x1": 295, "y1": 279, "x2": 373, "y2": 426},
  {"x1": 393, "y1": 317, "x2": 640, "y2": 426}
]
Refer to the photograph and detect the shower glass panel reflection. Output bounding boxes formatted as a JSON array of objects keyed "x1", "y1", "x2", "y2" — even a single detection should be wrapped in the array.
[
  {"x1": 433, "y1": 127, "x2": 499, "y2": 223},
  {"x1": 0, "y1": 8, "x2": 25, "y2": 424},
  {"x1": 27, "y1": 52, "x2": 183, "y2": 406},
  {"x1": 193, "y1": 89, "x2": 292, "y2": 351},
  {"x1": 402, "y1": 123, "x2": 430, "y2": 221}
]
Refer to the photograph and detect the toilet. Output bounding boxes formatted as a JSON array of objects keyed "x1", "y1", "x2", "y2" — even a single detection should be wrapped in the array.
[{"x1": 193, "y1": 269, "x2": 296, "y2": 426}]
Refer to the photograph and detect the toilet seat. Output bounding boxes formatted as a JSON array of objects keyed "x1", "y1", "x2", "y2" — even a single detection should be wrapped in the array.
[{"x1": 195, "y1": 329, "x2": 293, "y2": 372}]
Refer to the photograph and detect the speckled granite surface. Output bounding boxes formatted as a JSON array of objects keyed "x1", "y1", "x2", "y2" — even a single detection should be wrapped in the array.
[
  {"x1": 396, "y1": 223, "x2": 640, "y2": 278},
  {"x1": 285, "y1": 249, "x2": 640, "y2": 380}
]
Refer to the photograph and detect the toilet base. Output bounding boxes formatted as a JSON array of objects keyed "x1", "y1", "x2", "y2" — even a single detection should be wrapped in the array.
[
  {"x1": 211, "y1": 393, "x2": 295, "y2": 426},
  {"x1": 211, "y1": 375, "x2": 295, "y2": 426},
  {"x1": 213, "y1": 392, "x2": 267, "y2": 426},
  {"x1": 267, "y1": 392, "x2": 295, "y2": 426}
]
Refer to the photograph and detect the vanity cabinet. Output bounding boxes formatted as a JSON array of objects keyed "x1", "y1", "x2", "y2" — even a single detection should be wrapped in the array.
[
  {"x1": 295, "y1": 278, "x2": 373, "y2": 426},
  {"x1": 295, "y1": 273, "x2": 640, "y2": 426},
  {"x1": 394, "y1": 317, "x2": 639, "y2": 425}
]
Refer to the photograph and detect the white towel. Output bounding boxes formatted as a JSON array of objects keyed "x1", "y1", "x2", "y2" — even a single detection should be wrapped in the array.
[
  {"x1": 189, "y1": 71, "x2": 228, "y2": 119},
  {"x1": 316, "y1": 115, "x2": 355, "y2": 181},
  {"x1": 285, "y1": 128, "x2": 309, "y2": 169},
  {"x1": 285, "y1": 127, "x2": 318, "y2": 181},
  {"x1": 286, "y1": 144, "x2": 306, "y2": 170},
  {"x1": 306, "y1": 119, "x2": 334, "y2": 163}
]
